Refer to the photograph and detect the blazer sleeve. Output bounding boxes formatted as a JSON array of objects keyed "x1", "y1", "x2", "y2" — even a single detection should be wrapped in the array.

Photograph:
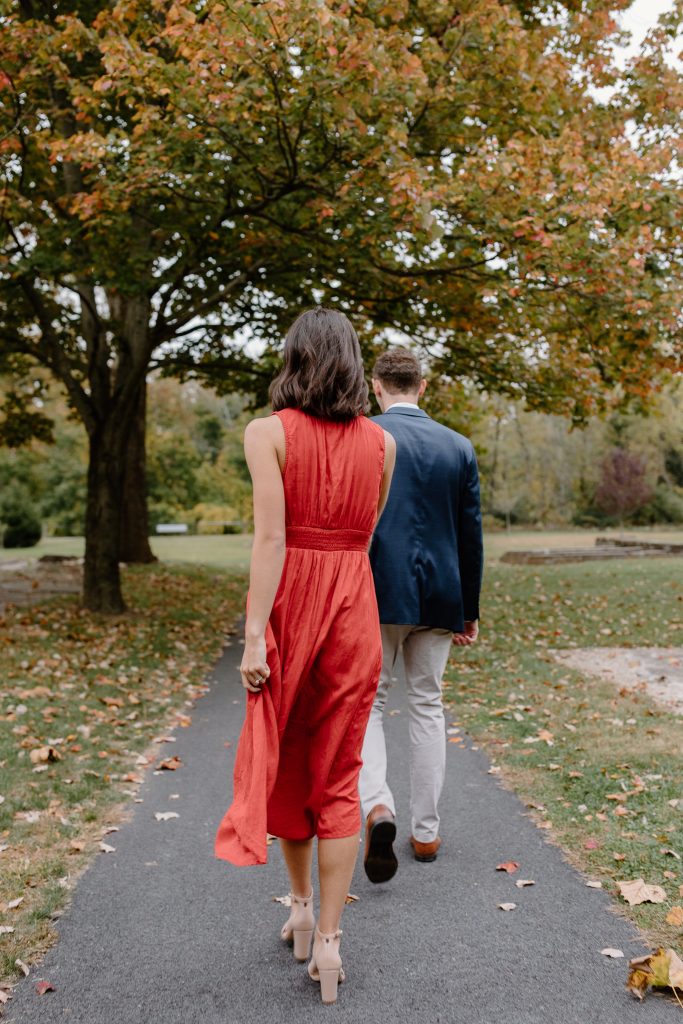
[{"x1": 457, "y1": 444, "x2": 484, "y2": 621}]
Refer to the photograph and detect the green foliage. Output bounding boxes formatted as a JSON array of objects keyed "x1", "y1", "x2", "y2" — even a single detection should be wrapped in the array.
[{"x1": 1, "y1": 484, "x2": 42, "y2": 548}]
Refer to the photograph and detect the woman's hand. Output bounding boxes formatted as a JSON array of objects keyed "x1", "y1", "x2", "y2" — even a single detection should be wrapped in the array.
[{"x1": 240, "y1": 633, "x2": 270, "y2": 693}]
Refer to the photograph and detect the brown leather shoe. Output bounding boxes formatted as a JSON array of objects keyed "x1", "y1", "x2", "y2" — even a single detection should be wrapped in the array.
[
  {"x1": 410, "y1": 835, "x2": 442, "y2": 862},
  {"x1": 364, "y1": 804, "x2": 398, "y2": 884}
]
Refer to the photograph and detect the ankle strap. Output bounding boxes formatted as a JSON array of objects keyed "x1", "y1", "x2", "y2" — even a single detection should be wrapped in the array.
[{"x1": 290, "y1": 891, "x2": 313, "y2": 904}]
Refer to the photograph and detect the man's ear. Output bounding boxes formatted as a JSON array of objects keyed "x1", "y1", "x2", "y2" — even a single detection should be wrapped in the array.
[
  {"x1": 372, "y1": 378, "x2": 382, "y2": 398},
  {"x1": 418, "y1": 378, "x2": 427, "y2": 398}
]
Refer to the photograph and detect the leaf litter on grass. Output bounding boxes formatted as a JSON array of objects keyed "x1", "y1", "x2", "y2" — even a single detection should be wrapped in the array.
[
  {"x1": 444, "y1": 557, "x2": 683, "y2": 961},
  {"x1": 0, "y1": 563, "x2": 247, "y2": 986}
]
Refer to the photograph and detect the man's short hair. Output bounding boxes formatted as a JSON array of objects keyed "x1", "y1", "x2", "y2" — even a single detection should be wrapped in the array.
[{"x1": 372, "y1": 348, "x2": 422, "y2": 393}]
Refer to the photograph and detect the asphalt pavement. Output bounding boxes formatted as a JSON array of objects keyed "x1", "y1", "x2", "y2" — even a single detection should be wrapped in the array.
[{"x1": 5, "y1": 635, "x2": 678, "y2": 1023}]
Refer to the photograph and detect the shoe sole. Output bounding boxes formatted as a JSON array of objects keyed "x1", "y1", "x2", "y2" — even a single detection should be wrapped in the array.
[
  {"x1": 413, "y1": 851, "x2": 439, "y2": 863},
  {"x1": 364, "y1": 818, "x2": 398, "y2": 884}
]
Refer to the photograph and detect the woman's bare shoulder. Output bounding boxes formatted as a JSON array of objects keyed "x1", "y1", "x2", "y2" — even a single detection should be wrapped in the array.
[{"x1": 245, "y1": 414, "x2": 283, "y2": 439}]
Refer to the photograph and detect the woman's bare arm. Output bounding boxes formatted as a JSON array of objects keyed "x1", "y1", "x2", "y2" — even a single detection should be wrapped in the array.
[
  {"x1": 240, "y1": 416, "x2": 286, "y2": 694},
  {"x1": 376, "y1": 430, "x2": 396, "y2": 519}
]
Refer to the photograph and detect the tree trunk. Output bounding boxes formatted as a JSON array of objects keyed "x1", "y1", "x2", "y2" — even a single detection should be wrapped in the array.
[
  {"x1": 83, "y1": 421, "x2": 126, "y2": 614},
  {"x1": 118, "y1": 380, "x2": 156, "y2": 564}
]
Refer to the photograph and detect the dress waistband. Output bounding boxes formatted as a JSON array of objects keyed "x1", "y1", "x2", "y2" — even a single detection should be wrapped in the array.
[{"x1": 286, "y1": 526, "x2": 371, "y2": 552}]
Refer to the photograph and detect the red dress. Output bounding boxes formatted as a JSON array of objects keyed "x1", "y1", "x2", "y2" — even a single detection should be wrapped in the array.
[{"x1": 215, "y1": 408, "x2": 386, "y2": 866}]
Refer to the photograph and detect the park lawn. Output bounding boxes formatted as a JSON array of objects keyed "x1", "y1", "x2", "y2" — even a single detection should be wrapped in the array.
[
  {"x1": 445, "y1": 557, "x2": 683, "y2": 949},
  {"x1": 0, "y1": 534, "x2": 253, "y2": 573},
  {"x1": 2, "y1": 526, "x2": 683, "y2": 568},
  {"x1": 0, "y1": 564, "x2": 248, "y2": 986}
]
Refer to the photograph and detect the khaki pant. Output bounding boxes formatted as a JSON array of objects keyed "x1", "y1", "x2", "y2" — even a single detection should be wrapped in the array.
[{"x1": 359, "y1": 624, "x2": 452, "y2": 843}]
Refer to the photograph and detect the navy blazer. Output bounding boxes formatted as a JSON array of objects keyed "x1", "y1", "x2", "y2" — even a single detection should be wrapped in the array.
[{"x1": 370, "y1": 406, "x2": 483, "y2": 632}]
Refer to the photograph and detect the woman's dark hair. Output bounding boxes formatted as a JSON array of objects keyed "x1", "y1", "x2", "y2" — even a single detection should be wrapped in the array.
[{"x1": 269, "y1": 307, "x2": 370, "y2": 421}]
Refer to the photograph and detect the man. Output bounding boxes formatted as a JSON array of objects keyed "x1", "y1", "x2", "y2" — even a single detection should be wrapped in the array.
[{"x1": 361, "y1": 348, "x2": 483, "y2": 883}]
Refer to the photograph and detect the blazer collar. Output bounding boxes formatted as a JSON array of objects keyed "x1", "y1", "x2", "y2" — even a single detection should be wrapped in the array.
[{"x1": 383, "y1": 405, "x2": 429, "y2": 418}]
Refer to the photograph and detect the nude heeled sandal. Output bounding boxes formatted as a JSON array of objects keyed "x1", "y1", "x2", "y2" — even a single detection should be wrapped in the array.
[
  {"x1": 280, "y1": 892, "x2": 315, "y2": 961},
  {"x1": 308, "y1": 926, "x2": 345, "y2": 1005}
]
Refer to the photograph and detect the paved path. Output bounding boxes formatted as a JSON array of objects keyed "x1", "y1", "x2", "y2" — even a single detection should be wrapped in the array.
[{"x1": 6, "y1": 638, "x2": 677, "y2": 1023}]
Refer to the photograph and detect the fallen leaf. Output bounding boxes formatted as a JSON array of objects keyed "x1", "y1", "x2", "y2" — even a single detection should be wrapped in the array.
[
  {"x1": 154, "y1": 811, "x2": 179, "y2": 821},
  {"x1": 273, "y1": 894, "x2": 291, "y2": 906},
  {"x1": 15, "y1": 958, "x2": 29, "y2": 976},
  {"x1": 586, "y1": 880, "x2": 603, "y2": 889},
  {"x1": 35, "y1": 980, "x2": 55, "y2": 995},
  {"x1": 496, "y1": 861, "x2": 520, "y2": 873},
  {"x1": 0, "y1": 926, "x2": 15, "y2": 935},
  {"x1": 663, "y1": 849, "x2": 681, "y2": 860},
  {"x1": 613, "y1": 852, "x2": 626, "y2": 861},
  {"x1": 617, "y1": 879, "x2": 667, "y2": 906},
  {"x1": 515, "y1": 879, "x2": 535, "y2": 888},
  {"x1": 601, "y1": 948, "x2": 624, "y2": 958},
  {"x1": 7, "y1": 897, "x2": 23, "y2": 909},
  {"x1": 584, "y1": 839, "x2": 600, "y2": 850},
  {"x1": 69, "y1": 839, "x2": 85, "y2": 852},
  {"x1": 28, "y1": 746, "x2": 61, "y2": 764},
  {"x1": 345, "y1": 893, "x2": 359, "y2": 904},
  {"x1": 498, "y1": 902, "x2": 517, "y2": 911},
  {"x1": 156, "y1": 756, "x2": 182, "y2": 771},
  {"x1": 99, "y1": 842, "x2": 115, "y2": 854},
  {"x1": 665, "y1": 906, "x2": 683, "y2": 927},
  {"x1": 627, "y1": 947, "x2": 683, "y2": 1001}
]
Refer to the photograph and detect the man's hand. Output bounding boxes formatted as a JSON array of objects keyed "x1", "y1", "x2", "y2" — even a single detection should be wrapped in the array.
[{"x1": 452, "y1": 620, "x2": 479, "y2": 647}]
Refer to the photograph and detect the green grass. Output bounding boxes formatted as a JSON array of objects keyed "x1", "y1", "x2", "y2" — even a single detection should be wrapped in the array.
[
  {"x1": 4, "y1": 527, "x2": 682, "y2": 570},
  {"x1": 0, "y1": 534, "x2": 253, "y2": 572},
  {"x1": 445, "y1": 557, "x2": 683, "y2": 948},
  {"x1": 0, "y1": 563, "x2": 248, "y2": 984}
]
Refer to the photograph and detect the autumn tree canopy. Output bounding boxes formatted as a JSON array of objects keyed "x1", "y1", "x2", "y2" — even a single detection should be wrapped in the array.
[{"x1": 1, "y1": 0, "x2": 681, "y2": 610}]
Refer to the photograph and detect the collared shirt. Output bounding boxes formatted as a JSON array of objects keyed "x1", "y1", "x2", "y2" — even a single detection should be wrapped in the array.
[{"x1": 385, "y1": 401, "x2": 420, "y2": 410}]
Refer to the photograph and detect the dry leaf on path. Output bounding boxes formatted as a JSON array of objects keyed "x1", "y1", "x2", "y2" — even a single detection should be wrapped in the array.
[
  {"x1": 15, "y1": 959, "x2": 29, "y2": 977},
  {"x1": 601, "y1": 948, "x2": 624, "y2": 958},
  {"x1": 498, "y1": 902, "x2": 517, "y2": 911},
  {"x1": 154, "y1": 811, "x2": 179, "y2": 822},
  {"x1": 515, "y1": 879, "x2": 535, "y2": 888},
  {"x1": 496, "y1": 861, "x2": 520, "y2": 873},
  {"x1": 156, "y1": 756, "x2": 183, "y2": 771},
  {"x1": 618, "y1": 879, "x2": 667, "y2": 906},
  {"x1": 0, "y1": 926, "x2": 15, "y2": 935},
  {"x1": 627, "y1": 947, "x2": 683, "y2": 1001},
  {"x1": 98, "y1": 842, "x2": 115, "y2": 854},
  {"x1": 35, "y1": 981, "x2": 54, "y2": 995},
  {"x1": 6, "y1": 897, "x2": 23, "y2": 909},
  {"x1": 273, "y1": 894, "x2": 291, "y2": 907},
  {"x1": 586, "y1": 880, "x2": 603, "y2": 889},
  {"x1": 345, "y1": 893, "x2": 359, "y2": 904}
]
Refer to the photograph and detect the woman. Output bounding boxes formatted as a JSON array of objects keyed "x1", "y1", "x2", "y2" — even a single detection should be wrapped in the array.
[{"x1": 214, "y1": 307, "x2": 396, "y2": 1004}]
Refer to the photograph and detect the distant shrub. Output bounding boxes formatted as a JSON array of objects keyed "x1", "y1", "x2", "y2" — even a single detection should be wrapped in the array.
[
  {"x1": 187, "y1": 503, "x2": 243, "y2": 535},
  {"x1": 2, "y1": 499, "x2": 42, "y2": 548},
  {"x1": 632, "y1": 484, "x2": 683, "y2": 526}
]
